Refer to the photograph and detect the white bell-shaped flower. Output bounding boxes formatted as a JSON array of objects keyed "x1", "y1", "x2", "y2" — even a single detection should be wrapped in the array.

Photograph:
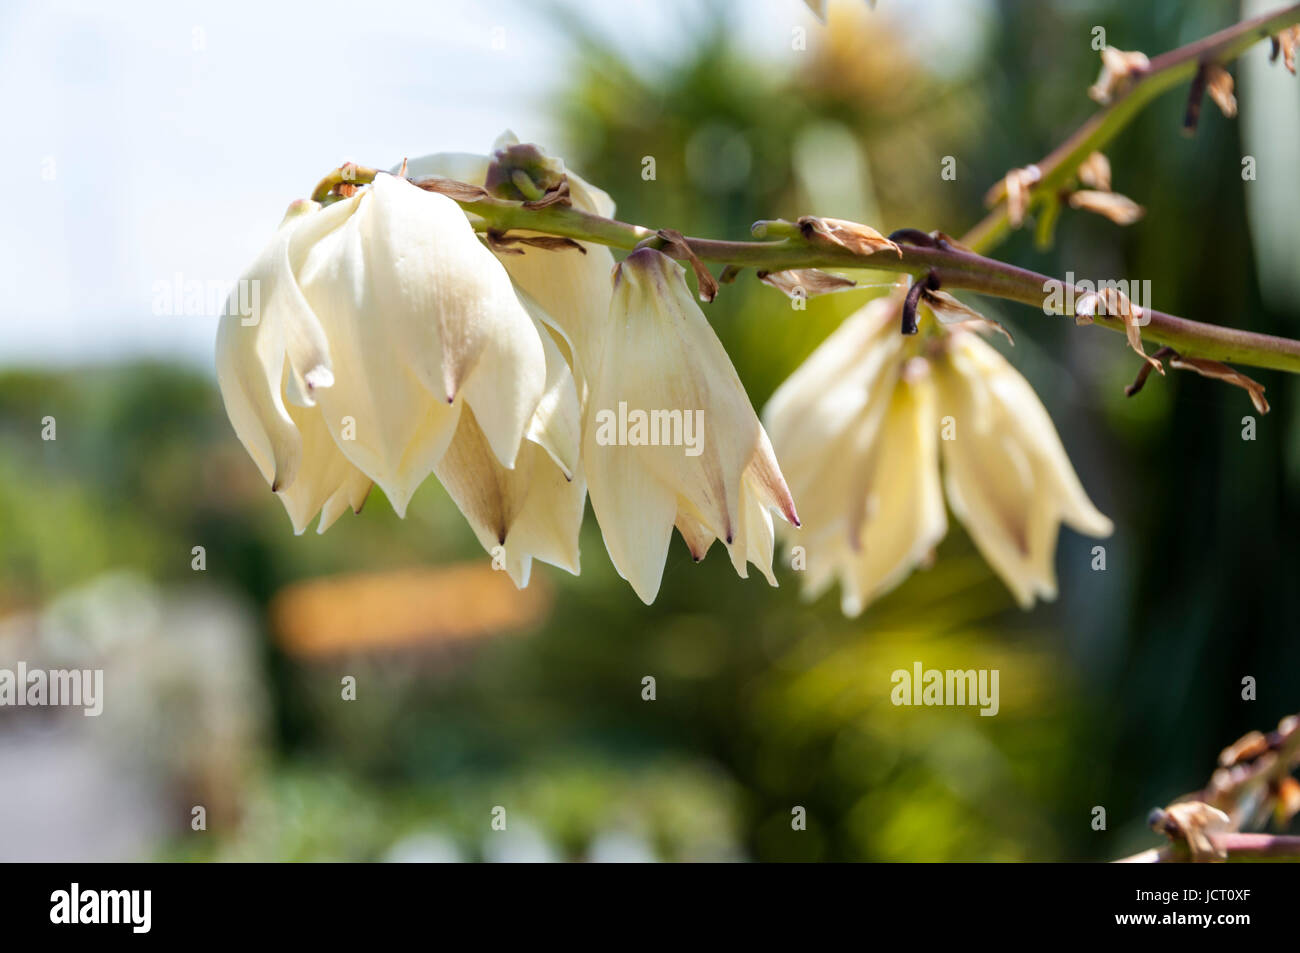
[
  {"x1": 585, "y1": 247, "x2": 799, "y2": 603},
  {"x1": 216, "y1": 173, "x2": 551, "y2": 528}
]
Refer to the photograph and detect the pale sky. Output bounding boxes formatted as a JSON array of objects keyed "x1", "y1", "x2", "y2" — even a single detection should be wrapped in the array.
[{"x1": 0, "y1": 0, "x2": 985, "y2": 368}]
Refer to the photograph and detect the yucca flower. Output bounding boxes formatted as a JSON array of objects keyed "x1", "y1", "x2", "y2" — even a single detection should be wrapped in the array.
[
  {"x1": 401, "y1": 133, "x2": 616, "y2": 396},
  {"x1": 404, "y1": 139, "x2": 800, "y2": 603},
  {"x1": 585, "y1": 247, "x2": 799, "y2": 604},
  {"x1": 216, "y1": 172, "x2": 553, "y2": 530},
  {"x1": 764, "y1": 285, "x2": 1111, "y2": 614},
  {"x1": 432, "y1": 302, "x2": 586, "y2": 586}
]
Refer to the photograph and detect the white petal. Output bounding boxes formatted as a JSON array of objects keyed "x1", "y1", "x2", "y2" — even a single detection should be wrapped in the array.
[
  {"x1": 215, "y1": 197, "x2": 342, "y2": 490},
  {"x1": 520, "y1": 303, "x2": 582, "y2": 479},
  {"x1": 435, "y1": 408, "x2": 586, "y2": 588},
  {"x1": 277, "y1": 401, "x2": 372, "y2": 535},
  {"x1": 936, "y1": 333, "x2": 1111, "y2": 608},
  {"x1": 399, "y1": 152, "x2": 491, "y2": 185},
  {"x1": 298, "y1": 175, "x2": 546, "y2": 510},
  {"x1": 838, "y1": 366, "x2": 947, "y2": 615},
  {"x1": 585, "y1": 248, "x2": 796, "y2": 602},
  {"x1": 585, "y1": 437, "x2": 678, "y2": 604}
]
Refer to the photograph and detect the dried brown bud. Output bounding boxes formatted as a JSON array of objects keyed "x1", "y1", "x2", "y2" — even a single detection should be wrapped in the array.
[
  {"x1": 484, "y1": 142, "x2": 568, "y2": 201},
  {"x1": 1272, "y1": 25, "x2": 1299, "y2": 74},
  {"x1": 1205, "y1": 63, "x2": 1237, "y2": 118},
  {"x1": 1219, "y1": 729, "x2": 1269, "y2": 767},
  {"x1": 1068, "y1": 189, "x2": 1145, "y2": 225},
  {"x1": 1077, "y1": 152, "x2": 1112, "y2": 192},
  {"x1": 796, "y1": 216, "x2": 902, "y2": 258},
  {"x1": 1152, "y1": 801, "x2": 1231, "y2": 862},
  {"x1": 997, "y1": 166, "x2": 1042, "y2": 228},
  {"x1": 1088, "y1": 47, "x2": 1151, "y2": 104},
  {"x1": 1275, "y1": 777, "x2": 1300, "y2": 827}
]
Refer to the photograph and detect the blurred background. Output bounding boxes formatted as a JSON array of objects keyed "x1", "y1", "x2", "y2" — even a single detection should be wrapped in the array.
[{"x1": 1, "y1": 0, "x2": 1298, "y2": 861}]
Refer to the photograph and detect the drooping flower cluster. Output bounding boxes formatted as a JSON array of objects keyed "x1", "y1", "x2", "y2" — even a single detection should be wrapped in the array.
[
  {"x1": 763, "y1": 284, "x2": 1113, "y2": 615},
  {"x1": 216, "y1": 136, "x2": 797, "y2": 603}
]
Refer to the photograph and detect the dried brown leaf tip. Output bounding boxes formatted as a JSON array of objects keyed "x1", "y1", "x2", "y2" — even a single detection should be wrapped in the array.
[
  {"x1": 1068, "y1": 189, "x2": 1145, "y2": 225},
  {"x1": 1271, "y1": 25, "x2": 1299, "y2": 74},
  {"x1": 1077, "y1": 151, "x2": 1112, "y2": 192},
  {"x1": 1185, "y1": 62, "x2": 1237, "y2": 134},
  {"x1": 1205, "y1": 64, "x2": 1237, "y2": 118},
  {"x1": 521, "y1": 178, "x2": 571, "y2": 210},
  {"x1": 921, "y1": 289, "x2": 1014, "y2": 345},
  {"x1": 987, "y1": 165, "x2": 1041, "y2": 228},
  {"x1": 485, "y1": 230, "x2": 586, "y2": 256},
  {"x1": 1169, "y1": 354, "x2": 1270, "y2": 414},
  {"x1": 1219, "y1": 730, "x2": 1269, "y2": 767},
  {"x1": 1068, "y1": 151, "x2": 1144, "y2": 225},
  {"x1": 757, "y1": 268, "x2": 856, "y2": 299},
  {"x1": 1088, "y1": 46, "x2": 1150, "y2": 105},
  {"x1": 656, "y1": 228, "x2": 719, "y2": 303},
  {"x1": 1125, "y1": 346, "x2": 1270, "y2": 414},
  {"x1": 1149, "y1": 801, "x2": 1231, "y2": 862},
  {"x1": 796, "y1": 216, "x2": 902, "y2": 258},
  {"x1": 413, "y1": 177, "x2": 492, "y2": 202},
  {"x1": 1276, "y1": 777, "x2": 1300, "y2": 827}
]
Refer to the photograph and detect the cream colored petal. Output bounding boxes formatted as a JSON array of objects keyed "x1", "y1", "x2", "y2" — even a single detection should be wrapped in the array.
[
  {"x1": 398, "y1": 152, "x2": 492, "y2": 185},
  {"x1": 495, "y1": 240, "x2": 616, "y2": 398},
  {"x1": 727, "y1": 476, "x2": 779, "y2": 586},
  {"x1": 763, "y1": 290, "x2": 905, "y2": 478},
  {"x1": 584, "y1": 423, "x2": 679, "y2": 604},
  {"x1": 764, "y1": 293, "x2": 906, "y2": 565},
  {"x1": 317, "y1": 469, "x2": 373, "y2": 534},
  {"x1": 398, "y1": 144, "x2": 615, "y2": 398},
  {"x1": 936, "y1": 333, "x2": 1111, "y2": 608},
  {"x1": 277, "y1": 400, "x2": 371, "y2": 535},
  {"x1": 595, "y1": 249, "x2": 781, "y2": 542},
  {"x1": 364, "y1": 174, "x2": 546, "y2": 467},
  {"x1": 566, "y1": 171, "x2": 616, "y2": 218},
  {"x1": 295, "y1": 191, "x2": 459, "y2": 512},
  {"x1": 298, "y1": 176, "x2": 546, "y2": 509},
  {"x1": 673, "y1": 499, "x2": 718, "y2": 563},
  {"x1": 521, "y1": 305, "x2": 582, "y2": 479},
  {"x1": 434, "y1": 408, "x2": 585, "y2": 588},
  {"x1": 839, "y1": 365, "x2": 947, "y2": 616},
  {"x1": 215, "y1": 198, "x2": 341, "y2": 490},
  {"x1": 957, "y1": 334, "x2": 1113, "y2": 538}
]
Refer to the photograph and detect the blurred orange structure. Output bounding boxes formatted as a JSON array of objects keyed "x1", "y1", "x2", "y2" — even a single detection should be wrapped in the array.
[{"x1": 270, "y1": 563, "x2": 552, "y2": 659}]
